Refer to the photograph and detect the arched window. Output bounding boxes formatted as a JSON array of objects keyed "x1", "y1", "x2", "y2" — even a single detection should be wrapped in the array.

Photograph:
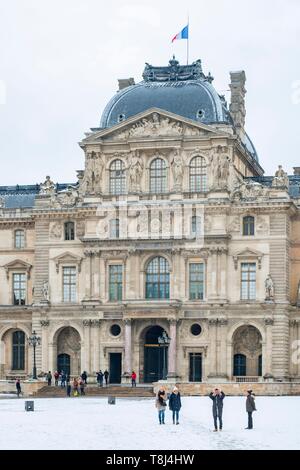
[
  {"x1": 12, "y1": 330, "x2": 25, "y2": 370},
  {"x1": 15, "y1": 230, "x2": 25, "y2": 249},
  {"x1": 150, "y1": 158, "x2": 166, "y2": 193},
  {"x1": 64, "y1": 222, "x2": 75, "y2": 241},
  {"x1": 243, "y1": 216, "x2": 255, "y2": 236},
  {"x1": 146, "y1": 257, "x2": 170, "y2": 299},
  {"x1": 110, "y1": 159, "x2": 126, "y2": 195},
  {"x1": 233, "y1": 354, "x2": 247, "y2": 376},
  {"x1": 189, "y1": 157, "x2": 207, "y2": 192}
]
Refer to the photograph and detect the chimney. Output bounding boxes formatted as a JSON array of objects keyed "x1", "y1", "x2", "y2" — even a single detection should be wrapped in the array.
[
  {"x1": 229, "y1": 71, "x2": 246, "y2": 137},
  {"x1": 118, "y1": 78, "x2": 135, "y2": 91},
  {"x1": 294, "y1": 167, "x2": 300, "y2": 176}
]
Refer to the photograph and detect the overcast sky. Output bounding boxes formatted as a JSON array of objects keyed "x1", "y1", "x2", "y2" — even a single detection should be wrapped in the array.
[{"x1": 0, "y1": 0, "x2": 299, "y2": 185}]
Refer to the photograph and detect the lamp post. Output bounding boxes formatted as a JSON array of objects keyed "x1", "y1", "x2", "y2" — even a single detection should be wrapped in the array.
[
  {"x1": 158, "y1": 331, "x2": 171, "y2": 380},
  {"x1": 28, "y1": 331, "x2": 41, "y2": 380}
]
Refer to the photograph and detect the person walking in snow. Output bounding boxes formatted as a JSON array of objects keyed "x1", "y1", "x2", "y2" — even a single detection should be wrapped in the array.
[
  {"x1": 155, "y1": 386, "x2": 167, "y2": 425},
  {"x1": 131, "y1": 371, "x2": 137, "y2": 387},
  {"x1": 46, "y1": 371, "x2": 52, "y2": 386},
  {"x1": 97, "y1": 370, "x2": 104, "y2": 387},
  {"x1": 104, "y1": 370, "x2": 109, "y2": 386},
  {"x1": 209, "y1": 388, "x2": 225, "y2": 432},
  {"x1": 169, "y1": 386, "x2": 182, "y2": 425},
  {"x1": 54, "y1": 370, "x2": 59, "y2": 386},
  {"x1": 79, "y1": 379, "x2": 85, "y2": 396},
  {"x1": 81, "y1": 371, "x2": 88, "y2": 385},
  {"x1": 245, "y1": 390, "x2": 257, "y2": 429},
  {"x1": 66, "y1": 383, "x2": 71, "y2": 397},
  {"x1": 16, "y1": 378, "x2": 22, "y2": 397}
]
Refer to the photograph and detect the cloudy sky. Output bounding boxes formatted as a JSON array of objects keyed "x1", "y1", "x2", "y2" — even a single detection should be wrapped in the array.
[{"x1": 0, "y1": 0, "x2": 299, "y2": 185}]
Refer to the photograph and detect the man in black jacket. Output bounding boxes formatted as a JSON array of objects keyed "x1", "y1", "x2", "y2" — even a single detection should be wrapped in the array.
[
  {"x1": 245, "y1": 390, "x2": 257, "y2": 429},
  {"x1": 209, "y1": 388, "x2": 225, "y2": 432}
]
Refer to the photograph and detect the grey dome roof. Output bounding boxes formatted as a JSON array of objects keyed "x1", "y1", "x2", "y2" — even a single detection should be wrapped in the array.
[{"x1": 100, "y1": 58, "x2": 231, "y2": 128}]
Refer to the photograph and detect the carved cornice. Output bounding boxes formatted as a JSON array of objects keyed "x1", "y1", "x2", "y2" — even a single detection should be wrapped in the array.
[
  {"x1": 3, "y1": 259, "x2": 33, "y2": 280},
  {"x1": 40, "y1": 320, "x2": 50, "y2": 327},
  {"x1": 208, "y1": 318, "x2": 228, "y2": 326}
]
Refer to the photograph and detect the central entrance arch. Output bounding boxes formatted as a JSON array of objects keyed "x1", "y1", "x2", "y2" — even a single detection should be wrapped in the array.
[
  {"x1": 144, "y1": 326, "x2": 168, "y2": 383},
  {"x1": 56, "y1": 327, "x2": 81, "y2": 377}
]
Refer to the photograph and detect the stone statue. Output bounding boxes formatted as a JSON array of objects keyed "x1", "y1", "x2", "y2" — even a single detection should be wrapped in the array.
[
  {"x1": 171, "y1": 149, "x2": 184, "y2": 189},
  {"x1": 42, "y1": 281, "x2": 50, "y2": 302},
  {"x1": 265, "y1": 275, "x2": 275, "y2": 300},
  {"x1": 129, "y1": 150, "x2": 143, "y2": 192},
  {"x1": 297, "y1": 280, "x2": 300, "y2": 307},
  {"x1": 272, "y1": 165, "x2": 289, "y2": 189},
  {"x1": 0, "y1": 197, "x2": 4, "y2": 208},
  {"x1": 50, "y1": 222, "x2": 62, "y2": 240},
  {"x1": 81, "y1": 151, "x2": 104, "y2": 194},
  {"x1": 40, "y1": 176, "x2": 55, "y2": 195},
  {"x1": 210, "y1": 146, "x2": 230, "y2": 190}
]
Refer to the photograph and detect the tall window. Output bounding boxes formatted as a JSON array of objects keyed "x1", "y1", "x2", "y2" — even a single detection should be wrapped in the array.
[
  {"x1": 15, "y1": 230, "x2": 25, "y2": 249},
  {"x1": 189, "y1": 157, "x2": 207, "y2": 192},
  {"x1": 243, "y1": 216, "x2": 255, "y2": 236},
  {"x1": 233, "y1": 354, "x2": 246, "y2": 376},
  {"x1": 109, "y1": 265, "x2": 123, "y2": 301},
  {"x1": 189, "y1": 263, "x2": 204, "y2": 300},
  {"x1": 146, "y1": 256, "x2": 170, "y2": 299},
  {"x1": 12, "y1": 331, "x2": 25, "y2": 370},
  {"x1": 191, "y1": 216, "x2": 202, "y2": 238},
  {"x1": 150, "y1": 158, "x2": 166, "y2": 193},
  {"x1": 241, "y1": 263, "x2": 256, "y2": 300},
  {"x1": 110, "y1": 219, "x2": 120, "y2": 238},
  {"x1": 63, "y1": 267, "x2": 76, "y2": 302},
  {"x1": 110, "y1": 159, "x2": 126, "y2": 195},
  {"x1": 64, "y1": 222, "x2": 75, "y2": 241},
  {"x1": 13, "y1": 273, "x2": 26, "y2": 305}
]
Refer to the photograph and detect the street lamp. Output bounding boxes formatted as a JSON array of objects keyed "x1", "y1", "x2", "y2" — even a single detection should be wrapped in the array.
[
  {"x1": 158, "y1": 331, "x2": 170, "y2": 380},
  {"x1": 28, "y1": 331, "x2": 41, "y2": 380}
]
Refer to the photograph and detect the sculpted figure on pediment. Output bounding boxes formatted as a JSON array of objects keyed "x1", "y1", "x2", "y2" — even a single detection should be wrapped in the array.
[
  {"x1": 272, "y1": 165, "x2": 289, "y2": 189},
  {"x1": 40, "y1": 176, "x2": 55, "y2": 195},
  {"x1": 0, "y1": 197, "x2": 5, "y2": 208},
  {"x1": 231, "y1": 179, "x2": 269, "y2": 201}
]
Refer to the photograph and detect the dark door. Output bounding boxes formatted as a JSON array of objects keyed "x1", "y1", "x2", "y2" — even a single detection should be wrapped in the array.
[
  {"x1": 189, "y1": 353, "x2": 202, "y2": 382},
  {"x1": 57, "y1": 353, "x2": 70, "y2": 376},
  {"x1": 109, "y1": 353, "x2": 122, "y2": 384},
  {"x1": 144, "y1": 345, "x2": 167, "y2": 383},
  {"x1": 258, "y1": 354, "x2": 262, "y2": 376},
  {"x1": 233, "y1": 354, "x2": 247, "y2": 376}
]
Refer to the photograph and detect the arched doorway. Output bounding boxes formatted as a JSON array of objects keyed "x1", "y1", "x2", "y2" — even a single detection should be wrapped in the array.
[
  {"x1": 232, "y1": 325, "x2": 262, "y2": 377},
  {"x1": 144, "y1": 326, "x2": 168, "y2": 383},
  {"x1": 56, "y1": 327, "x2": 81, "y2": 376}
]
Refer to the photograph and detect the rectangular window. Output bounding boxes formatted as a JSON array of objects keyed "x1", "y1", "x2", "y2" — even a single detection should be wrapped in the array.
[
  {"x1": 189, "y1": 263, "x2": 204, "y2": 300},
  {"x1": 63, "y1": 267, "x2": 76, "y2": 302},
  {"x1": 191, "y1": 216, "x2": 202, "y2": 238},
  {"x1": 64, "y1": 222, "x2": 75, "y2": 241},
  {"x1": 15, "y1": 230, "x2": 25, "y2": 249},
  {"x1": 241, "y1": 263, "x2": 256, "y2": 300},
  {"x1": 109, "y1": 265, "x2": 123, "y2": 301},
  {"x1": 110, "y1": 219, "x2": 120, "y2": 238},
  {"x1": 13, "y1": 273, "x2": 26, "y2": 305}
]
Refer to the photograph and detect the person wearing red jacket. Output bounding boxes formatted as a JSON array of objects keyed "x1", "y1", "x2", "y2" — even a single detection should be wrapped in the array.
[{"x1": 131, "y1": 371, "x2": 137, "y2": 387}]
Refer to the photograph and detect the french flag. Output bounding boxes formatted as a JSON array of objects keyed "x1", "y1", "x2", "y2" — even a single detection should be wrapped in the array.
[{"x1": 172, "y1": 24, "x2": 189, "y2": 43}]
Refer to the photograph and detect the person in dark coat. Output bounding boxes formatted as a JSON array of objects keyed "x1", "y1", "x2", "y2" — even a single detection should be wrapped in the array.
[
  {"x1": 245, "y1": 390, "x2": 257, "y2": 429},
  {"x1": 16, "y1": 378, "x2": 22, "y2": 397},
  {"x1": 104, "y1": 370, "x2": 109, "y2": 386},
  {"x1": 60, "y1": 371, "x2": 66, "y2": 388},
  {"x1": 66, "y1": 383, "x2": 71, "y2": 397},
  {"x1": 79, "y1": 379, "x2": 85, "y2": 396},
  {"x1": 46, "y1": 371, "x2": 52, "y2": 386},
  {"x1": 81, "y1": 371, "x2": 87, "y2": 385},
  {"x1": 169, "y1": 386, "x2": 182, "y2": 425},
  {"x1": 209, "y1": 388, "x2": 225, "y2": 431}
]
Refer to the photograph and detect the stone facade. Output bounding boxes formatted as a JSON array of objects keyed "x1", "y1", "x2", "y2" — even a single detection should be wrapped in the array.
[{"x1": 0, "y1": 58, "x2": 300, "y2": 390}]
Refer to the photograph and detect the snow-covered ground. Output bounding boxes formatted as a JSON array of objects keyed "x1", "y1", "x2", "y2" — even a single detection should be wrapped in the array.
[{"x1": 0, "y1": 396, "x2": 299, "y2": 450}]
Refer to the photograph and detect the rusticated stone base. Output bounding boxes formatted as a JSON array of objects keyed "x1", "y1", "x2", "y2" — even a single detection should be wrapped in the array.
[{"x1": 153, "y1": 381, "x2": 300, "y2": 396}]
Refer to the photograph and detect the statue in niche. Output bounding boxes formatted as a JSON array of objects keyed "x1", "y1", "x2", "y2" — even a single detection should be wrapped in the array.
[
  {"x1": 40, "y1": 176, "x2": 55, "y2": 195},
  {"x1": 129, "y1": 150, "x2": 143, "y2": 192},
  {"x1": 272, "y1": 165, "x2": 289, "y2": 189},
  {"x1": 210, "y1": 146, "x2": 230, "y2": 190},
  {"x1": 171, "y1": 149, "x2": 184, "y2": 189},
  {"x1": 81, "y1": 151, "x2": 104, "y2": 194},
  {"x1": 42, "y1": 281, "x2": 50, "y2": 302},
  {"x1": 265, "y1": 275, "x2": 275, "y2": 301}
]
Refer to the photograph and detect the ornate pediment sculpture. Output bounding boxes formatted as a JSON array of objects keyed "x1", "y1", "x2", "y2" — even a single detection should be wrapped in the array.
[
  {"x1": 231, "y1": 179, "x2": 269, "y2": 201},
  {"x1": 40, "y1": 176, "x2": 55, "y2": 195},
  {"x1": 272, "y1": 165, "x2": 289, "y2": 189},
  {"x1": 50, "y1": 186, "x2": 79, "y2": 208}
]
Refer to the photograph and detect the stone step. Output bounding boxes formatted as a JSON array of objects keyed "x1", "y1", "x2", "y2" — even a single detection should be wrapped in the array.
[{"x1": 34, "y1": 385, "x2": 155, "y2": 398}]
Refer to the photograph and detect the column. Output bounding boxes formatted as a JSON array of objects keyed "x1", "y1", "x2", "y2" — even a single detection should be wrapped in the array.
[
  {"x1": 167, "y1": 320, "x2": 177, "y2": 379},
  {"x1": 219, "y1": 249, "x2": 228, "y2": 302},
  {"x1": 91, "y1": 321, "x2": 101, "y2": 373},
  {"x1": 208, "y1": 319, "x2": 218, "y2": 379},
  {"x1": 92, "y1": 251, "x2": 101, "y2": 299},
  {"x1": 40, "y1": 320, "x2": 50, "y2": 372},
  {"x1": 209, "y1": 249, "x2": 218, "y2": 301},
  {"x1": 264, "y1": 319, "x2": 274, "y2": 378},
  {"x1": 219, "y1": 320, "x2": 228, "y2": 378},
  {"x1": 84, "y1": 251, "x2": 92, "y2": 300},
  {"x1": 123, "y1": 319, "x2": 132, "y2": 376},
  {"x1": 82, "y1": 320, "x2": 91, "y2": 373}
]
